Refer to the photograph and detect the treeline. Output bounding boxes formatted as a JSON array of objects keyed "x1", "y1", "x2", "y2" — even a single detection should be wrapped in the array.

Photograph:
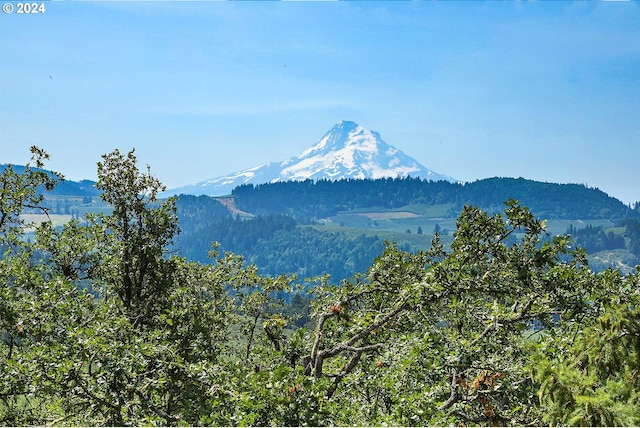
[
  {"x1": 174, "y1": 195, "x2": 384, "y2": 281},
  {"x1": 0, "y1": 164, "x2": 101, "y2": 198},
  {"x1": 232, "y1": 177, "x2": 458, "y2": 218},
  {"x1": 10, "y1": 162, "x2": 637, "y2": 221},
  {"x1": 232, "y1": 176, "x2": 635, "y2": 220},
  {"x1": 174, "y1": 179, "x2": 639, "y2": 280},
  {"x1": 174, "y1": 194, "x2": 232, "y2": 226},
  {"x1": 462, "y1": 177, "x2": 632, "y2": 219}
]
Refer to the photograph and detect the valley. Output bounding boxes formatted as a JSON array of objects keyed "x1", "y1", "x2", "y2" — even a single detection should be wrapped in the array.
[{"x1": 30, "y1": 184, "x2": 639, "y2": 281}]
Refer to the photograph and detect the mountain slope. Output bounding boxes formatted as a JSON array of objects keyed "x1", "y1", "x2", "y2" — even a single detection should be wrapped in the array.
[{"x1": 165, "y1": 121, "x2": 458, "y2": 197}]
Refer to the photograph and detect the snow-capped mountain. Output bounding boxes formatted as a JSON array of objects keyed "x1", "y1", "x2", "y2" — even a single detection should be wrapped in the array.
[{"x1": 165, "y1": 121, "x2": 458, "y2": 197}]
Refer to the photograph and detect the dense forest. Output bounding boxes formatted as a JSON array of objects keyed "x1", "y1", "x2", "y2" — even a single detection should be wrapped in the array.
[
  {"x1": 15, "y1": 165, "x2": 640, "y2": 280},
  {"x1": 173, "y1": 196, "x2": 385, "y2": 280},
  {"x1": 232, "y1": 176, "x2": 636, "y2": 220},
  {"x1": 2, "y1": 147, "x2": 640, "y2": 426},
  {"x1": 618, "y1": 218, "x2": 640, "y2": 257},
  {"x1": 249, "y1": 227, "x2": 384, "y2": 280},
  {"x1": 173, "y1": 196, "x2": 640, "y2": 281},
  {"x1": 566, "y1": 224, "x2": 625, "y2": 254}
]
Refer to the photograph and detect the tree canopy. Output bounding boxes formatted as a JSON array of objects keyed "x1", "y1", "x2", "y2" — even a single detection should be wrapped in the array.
[{"x1": 1, "y1": 147, "x2": 639, "y2": 426}]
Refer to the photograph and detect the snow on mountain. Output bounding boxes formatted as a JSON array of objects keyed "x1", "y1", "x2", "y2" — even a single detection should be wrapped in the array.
[{"x1": 164, "y1": 120, "x2": 459, "y2": 197}]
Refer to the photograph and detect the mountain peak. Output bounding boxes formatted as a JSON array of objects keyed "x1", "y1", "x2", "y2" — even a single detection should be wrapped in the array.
[
  {"x1": 335, "y1": 120, "x2": 359, "y2": 128},
  {"x1": 164, "y1": 122, "x2": 459, "y2": 197},
  {"x1": 300, "y1": 120, "x2": 363, "y2": 156}
]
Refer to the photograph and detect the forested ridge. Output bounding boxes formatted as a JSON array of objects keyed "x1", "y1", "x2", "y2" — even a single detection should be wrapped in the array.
[
  {"x1": 2, "y1": 148, "x2": 640, "y2": 426},
  {"x1": 232, "y1": 176, "x2": 636, "y2": 220}
]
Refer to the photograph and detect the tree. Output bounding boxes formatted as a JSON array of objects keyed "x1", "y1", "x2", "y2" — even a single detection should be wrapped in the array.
[
  {"x1": 0, "y1": 147, "x2": 82, "y2": 425},
  {"x1": 49, "y1": 149, "x2": 256, "y2": 425},
  {"x1": 294, "y1": 200, "x2": 600, "y2": 425},
  {"x1": 1, "y1": 148, "x2": 252, "y2": 425},
  {"x1": 0, "y1": 146, "x2": 60, "y2": 237},
  {"x1": 531, "y1": 268, "x2": 640, "y2": 426},
  {"x1": 92, "y1": 149, "x2": 179, "y2": 326}
]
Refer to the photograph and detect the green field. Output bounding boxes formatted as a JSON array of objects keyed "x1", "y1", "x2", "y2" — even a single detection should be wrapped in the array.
[
  {"x1": 308, "y1": 203, "x2": 638, "y2": 268},
  {"x1": 322, "y1": 203, "x2": 616, "y2": 239}
]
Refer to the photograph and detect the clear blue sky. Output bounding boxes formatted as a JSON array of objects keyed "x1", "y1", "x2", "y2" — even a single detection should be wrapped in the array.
[{"x1": 1, "y1": 1, "x2": 639, "y2": 204}]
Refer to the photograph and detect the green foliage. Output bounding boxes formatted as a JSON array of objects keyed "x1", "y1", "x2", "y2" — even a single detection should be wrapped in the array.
[
  {"x1": 295, "y1": 200, "x2": 599, "y2": 425},
  {"x1": 459, "y1": 177, "x2": 632, "y2": 219},
  {"x1": 3, "y1": 147, "x2": 640, "y2": 426},
  {"x1": 531, "y1": 268, "x2": 640, "y2": 426},
  {"x1": 1, "y1": 148, "x2": 247, "y2": 425},
  {"x1": 178, "y1": 177, "x2": 640, "y2": 281},
  {"x1": 0, "y1": 146, "x2": 61, "y2": 237},
  {"x1": 177, "y1": 211, "x2": 296, "y2": 263},
  {"x1": 175, "y1": 200, "x2": 385, "y2": 281}
]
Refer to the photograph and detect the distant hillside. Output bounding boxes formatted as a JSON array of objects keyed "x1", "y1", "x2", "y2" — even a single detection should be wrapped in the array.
[
  {"x1": 172, "y1": 180, "x2": 640, "y2": 281},
  {"x1": 459, "y1": 177, "x2": 632, "y2": 219},
  {"x1": 172, "y1": 194, "x2": 385, "y2": 280},
  {"x1": 231, "y1": 176, "x2": 635, "y2": 220},
  {"x1": 0, "y1": 164, "x2": 100, "y2": 197}
]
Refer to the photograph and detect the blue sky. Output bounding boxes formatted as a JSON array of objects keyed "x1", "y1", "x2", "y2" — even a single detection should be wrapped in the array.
[{"x1": 1, "y1": 1, "x2": 639, "y2": 204}]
